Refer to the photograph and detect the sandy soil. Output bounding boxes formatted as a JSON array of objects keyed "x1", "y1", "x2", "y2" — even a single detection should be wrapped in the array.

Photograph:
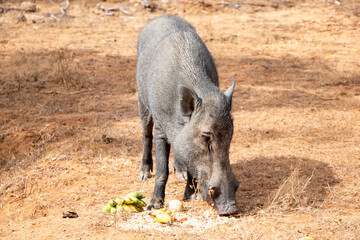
[{"x1": 1, "y1": 0, "x2": 359, "y2": 239}]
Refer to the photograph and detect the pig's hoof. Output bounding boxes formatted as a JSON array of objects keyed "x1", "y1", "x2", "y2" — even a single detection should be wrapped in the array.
[
  {"x1": 176, "y1": 171, "x2": 187, "y2": 181},
  {"x1": 183, "y1": 192, "x2": 196, "y2": 201},
  {"x1": 139, "y1": 170, "x2": 151, "y2": 181},
  {"x1": 147, "y1": 201, "x2": 163, "y2": 210},
  {"x1": 147, "y1": 197, "x2": 164, "y2": 210}
]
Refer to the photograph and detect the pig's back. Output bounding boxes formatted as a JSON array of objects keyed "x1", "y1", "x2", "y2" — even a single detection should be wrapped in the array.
[
  {"x1": 136, "y1": 16, "x2": 197, "y2": 107},
  {"x1": 137, "y1": 15, "x2": 196, "y2": 59},
  {"x1": 136, "y1": 15, "x2": 218, "y2": 142}
]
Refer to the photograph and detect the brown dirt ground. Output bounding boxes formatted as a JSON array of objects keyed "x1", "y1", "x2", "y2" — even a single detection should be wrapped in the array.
[{"x1": 1, "y1": 0, "x2": 360, "y2": 239}]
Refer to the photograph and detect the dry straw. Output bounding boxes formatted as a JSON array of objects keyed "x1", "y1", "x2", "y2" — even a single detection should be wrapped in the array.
[{"x1": 268, "y1": 166, "x2": 315, "y2": 210}]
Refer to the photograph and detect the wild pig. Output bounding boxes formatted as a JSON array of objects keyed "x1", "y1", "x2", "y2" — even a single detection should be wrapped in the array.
[{"x1": 136, "y1": 15, "x2": 239, "y2": 215}]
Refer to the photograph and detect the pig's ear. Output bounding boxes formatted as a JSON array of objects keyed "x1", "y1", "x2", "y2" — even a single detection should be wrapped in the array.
[
  {"x1": 224, "y1": 78, "x2": 235, "y2": 103},
  {"x1": 178, "y1": 85, "x2": 199, "y2": 117}
]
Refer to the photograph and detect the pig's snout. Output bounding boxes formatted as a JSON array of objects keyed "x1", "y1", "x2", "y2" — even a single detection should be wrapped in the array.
[
  {"x1": 216, "y1": 203, "x2": 240, "y2": 216},
  {"x1": 208, "y1": 185, "x2": 240, "y2": 216}
]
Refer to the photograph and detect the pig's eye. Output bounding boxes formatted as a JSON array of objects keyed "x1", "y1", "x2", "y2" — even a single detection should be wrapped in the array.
[
  {"x1": 201, "y1": 133, "x2": 213, "y2": 152},
  {"x1": 201, "y1": 134, "x2": 211, "y2": 143},
  {"x1": 201, "y1": 132, "x2": 212, "y2": 143}
]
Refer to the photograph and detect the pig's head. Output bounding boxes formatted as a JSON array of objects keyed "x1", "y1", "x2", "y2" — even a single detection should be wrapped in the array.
[{"x1": 173, "y1": 80, "x2": 240, "y2": 216}]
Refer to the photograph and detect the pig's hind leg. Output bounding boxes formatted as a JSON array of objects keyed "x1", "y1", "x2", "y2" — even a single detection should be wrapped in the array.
[{"x1": 139, "y1": 100, "x2": 153, "y2": 181}]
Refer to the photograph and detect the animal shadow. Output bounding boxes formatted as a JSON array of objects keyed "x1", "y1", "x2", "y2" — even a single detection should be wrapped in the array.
[{"x1": 232, "y1": 156, "x2": 339, "y2": 214}]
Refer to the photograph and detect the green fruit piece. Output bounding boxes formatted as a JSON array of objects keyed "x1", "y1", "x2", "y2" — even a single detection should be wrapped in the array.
[
  {"x1": 128, "y1": 196, "x2": 140, "y2": 205},
  {"x1": 110, "y1": 207, "x2": 117, "y2": 214},
  {"x1": 108, "y1": 199, "x2": 117, "y2": 207},
  {"x1": 129, "y1": 192, "x2": 145, "y2": 200},
  {"x1": 134, "y1": 199, "x2": 146, "y2": 208},
  {"x1": 134, "y1": 205, "x2": 144, "y2": 212},
  {"x1": 102, "y1": 204, "x2": 112, "y2": 213},
  {"x1": 140, "y1": 199, "x2": 147, "y2": 207},
  {"x1": 121, "y1": 204, "x2": 131, "y2": 212}
]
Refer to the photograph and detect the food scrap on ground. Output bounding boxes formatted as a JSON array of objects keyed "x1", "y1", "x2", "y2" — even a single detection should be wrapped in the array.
[{"x1": 102, "y1": 192, "x2": 146, "y2": 213}]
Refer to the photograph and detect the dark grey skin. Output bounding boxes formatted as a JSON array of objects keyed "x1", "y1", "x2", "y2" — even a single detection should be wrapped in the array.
[{"x1": 136, "y1": 15, "x2": 240, "y2": 215}]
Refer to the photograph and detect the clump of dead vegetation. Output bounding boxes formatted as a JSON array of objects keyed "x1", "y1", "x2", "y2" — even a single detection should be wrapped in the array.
[
  {"x1": 332, "y1": 0, "x2": 360, "y2": 16},
  {"x1": 267, "y1": 166, "x2": 315, "y2": 210},
  {"x1": 53, "y1": 48, "x2": 76, "y2": 86}
]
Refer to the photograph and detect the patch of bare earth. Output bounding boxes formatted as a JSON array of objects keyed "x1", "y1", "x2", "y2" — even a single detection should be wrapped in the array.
[{"x1": 1, "y1": 0, "x2": 359, "y2": 239}]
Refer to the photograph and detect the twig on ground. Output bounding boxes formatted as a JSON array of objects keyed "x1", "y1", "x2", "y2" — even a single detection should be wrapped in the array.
[
  {"x1": 44, "y1": 90, "x2": 89, "y2": 95},
  {"x1": 138, "y1": 0, "x2": 150, "y2": 8},
  {"x1": 49, "y1": 11, "x2": 60, "y2": 22},
  {"x1": 119, "y1": 7, "x2": 132, "y2": 16},
  {"x1": 60, "y1": 0, "x2": 70, "y2": 16},
  {"x1": 138, "y1": 0, "x2": 156, "y2": 12},
  {"x1": 0, "y1": 7, "x2": 22, "y2": 14},
  {"x1": 96, "y1": 3, "x2": 132, "y2": 16},
  {"x1": 96, "y1": 3, "x2": 115, "y2": 16},
  {"x1": 218, "y1": 2, "x2": 240, "y2": 9}
]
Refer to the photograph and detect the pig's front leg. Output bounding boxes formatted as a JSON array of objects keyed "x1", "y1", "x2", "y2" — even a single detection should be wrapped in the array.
[{"x1": 147, "y1": 128, "x2": 170, "y2": 210}]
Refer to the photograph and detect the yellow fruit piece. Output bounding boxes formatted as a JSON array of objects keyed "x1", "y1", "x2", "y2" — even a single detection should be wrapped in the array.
[
  {"x1": 128, "y1": 204, "x2": 140, "y2": 212},
  {"x1": 160, "y1": 208, "x2": 171, "y2": 215},
  {"x1": 115, "y1": 198, "x2": 124, "y2": 205},
  {"x1": 123, "y1": 197, "x2": 133, "y2": 205},
  {"x1": 120, "y1": 204, "x2": 142, "y2": 213},
  {"x1": 150, "y1": 209, "x2": 170, "y2": 217},
  {"x1": 298, "y1": 237, "x2": 315, "y2": 240},
  {"x1": 153, "y1": 213, "x2": 172, "y2": 224},
  {"x1": 120, "y1": 204, "x2": 131, "y2": 212}
]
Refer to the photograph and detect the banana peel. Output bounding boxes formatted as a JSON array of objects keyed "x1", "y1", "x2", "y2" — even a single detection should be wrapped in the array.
[
  {"x1": 150, "y1": 209, "x2": 172, "y2": 216},
  {"x1": 151, "y1": 209, "x2": 174, "y2": 224},
  {"x1": 153, "y1": 213, "x2": 173, "y2": 224}
]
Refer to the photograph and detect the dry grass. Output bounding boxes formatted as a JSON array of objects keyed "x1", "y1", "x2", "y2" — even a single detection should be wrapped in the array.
[
  {"x1": 335, "y1": 0, "x2": 360, "y2": 16},
  {"x1": 267, "y1": 166, "x2": 315, "y2": 210},
  {"x1": 1, "y1": 0, "x2": 360, "y2": 239},
  {"x1": 54, "y1": 48, "x2": 76, "y2": 86}
]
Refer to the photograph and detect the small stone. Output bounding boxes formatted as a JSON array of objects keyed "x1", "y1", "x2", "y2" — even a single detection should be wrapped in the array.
[
  {"x1": 62, "y1": 211, "x2": 78, "y2": 218},
  {"x1": 21, "y1": 2, "x2": 36, "y2": 12},
  {"x1": 17, "y1": 13, "x2": 27, "y2": 23}
]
